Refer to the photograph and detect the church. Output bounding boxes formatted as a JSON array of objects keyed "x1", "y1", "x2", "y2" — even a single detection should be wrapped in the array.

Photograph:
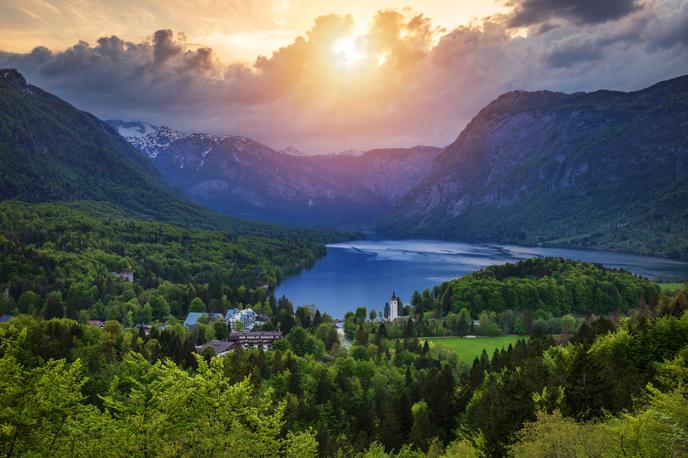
[{"x1": 384, "y1": 291, "x2": 402, "y2": 321}]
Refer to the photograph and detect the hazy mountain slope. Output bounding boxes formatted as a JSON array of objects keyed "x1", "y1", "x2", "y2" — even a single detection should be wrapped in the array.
[
  {"x1": 0, "y1": 69, "x2": 350, "y2": 243},
  {"x1": 0, "y1": 68, "x2": 208, "y2": 223},
  {"x1": 379, "y1": 75, "x2": 688, "y2": 259},
  {"x1": 304, "y1": 146, "x2": 442, "y2": 202},
  {"x1": 109, "y1": 120, "x2": 441, "y2": 228}
]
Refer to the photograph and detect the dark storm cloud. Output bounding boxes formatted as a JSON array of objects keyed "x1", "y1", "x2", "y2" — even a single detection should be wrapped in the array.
[
  {"x1": 544, "y1": 11, "x2": 653, "y2": 67},
  {"x1": 546, "y1": 39, "x2": 605, "y2": 68},
  {"x1": 507, "y1": 0, "x2": 642, "y2": 27}
]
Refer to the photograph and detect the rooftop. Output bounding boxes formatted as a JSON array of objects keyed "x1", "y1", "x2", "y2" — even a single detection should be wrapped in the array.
[
  {"x1": 196, "y1": 339, "x2": 236, "y2": 355},
  {"x1": 183, "y1": 312, "x2": 204, "y2": 326}
]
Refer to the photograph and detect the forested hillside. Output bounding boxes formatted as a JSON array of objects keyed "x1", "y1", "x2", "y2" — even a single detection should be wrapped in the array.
[
  {"x1": 0, "y1": 69, "x2": 351, "y2": 242},
  {"x1": 1, "y1": 279, "x2": 686, "y2": 456},
  {"x1": 1, "y1": 240, "x2": 687, "y2": 456},
  {"x1": 0, "y1": 69, "x2": 192, "y2": 223},
  {"x1": 440, "y1": 257, "x2": 659, "y2": 316},
  {"x1": 370, "y1": 258, "x2": 659, "y2": 338},
  {"x1": 0, "y1": 201, "x2": 333, "y2": 324}
]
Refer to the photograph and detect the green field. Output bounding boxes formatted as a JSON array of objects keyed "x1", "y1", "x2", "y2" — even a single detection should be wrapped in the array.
[
  {"x1": 657, "y1": 283, "x2": 686, "y2": 293},
  {"x1": 427, "y1": 335, "x2": 523, "y2": 362}
]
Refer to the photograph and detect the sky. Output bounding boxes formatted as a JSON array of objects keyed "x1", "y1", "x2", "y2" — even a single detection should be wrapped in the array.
[{"x1": 1, "y1": 0, "x2": 687, "y2": 153}]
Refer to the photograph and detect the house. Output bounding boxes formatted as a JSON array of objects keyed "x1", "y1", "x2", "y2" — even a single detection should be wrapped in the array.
[
  {"x1": 183, "y1": 312, "x2": 205, "y2": 329},
  {"x1": 195, "y1": 339, "x2": 237, "y2": 357},
  {"x1": 228, "y1": 331, "x2": 282, "y2": 349},
  {"x1": 183, "y1": 312, "x2": 225, "y2": 330},
  {"x1": 224, "y1": 308, "x2": 257, "y2": 331},
  {"x1": 224, "y1": 308, "x2": 239, "y2": 321},
  {"x1": 87, "y1": 320, "x2": 105, "y2": 328}
]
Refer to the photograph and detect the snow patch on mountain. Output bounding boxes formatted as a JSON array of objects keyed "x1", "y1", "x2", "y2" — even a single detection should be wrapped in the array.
[
  {"x1": 280, "y1": 145, "x2": 305, "y2": 156},
  {"x1": 108, "y1": 120, "x2": 158, "y2": 139},
  {"x1": 126, "y1": 126, "x2": 189, "y2": 158}
]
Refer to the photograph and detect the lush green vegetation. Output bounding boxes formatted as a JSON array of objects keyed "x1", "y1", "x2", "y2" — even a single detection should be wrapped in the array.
[
  {"x1": 1, "y1": 239, "x2": 688, "y2": 456},
  {"x1": 0, "y1": 70, "x2": 205, "y2": 226},
  {"x1": 370, "y1": 258, "x2": 659, "y2": 340},
  {"x1": 1, "y1": 287, "x2": 687, "y2": 457},
  {"x1": 439, "y1": 257, "x2": 659, "y2": 316},
  {"x1": 0, "y1": 201, "x2": 339, "y2": 325},
  {"x1": 0, "y1": 70, "x2": 354, "y2": 244},
  {"x1": 427, "y1": 336, "x2": 522, "y2": 363},
  {"x1": 658, "y1": 282, "x2": 687, "y2": 293},
  {"x1": 4, "y1": 66, "x2": 684, "y2": 456}
]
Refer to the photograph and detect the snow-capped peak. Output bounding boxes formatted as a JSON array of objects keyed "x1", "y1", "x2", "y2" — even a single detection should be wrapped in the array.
[
  {"x1": 108, "y1": 120, "x2": 158, "y2": 139},
  {"x1": 125, "y1": 125, "x2": 189, "y2": 158},
  {"x1": 280, "y1": 145, "x2": 305, "y2": 156}
]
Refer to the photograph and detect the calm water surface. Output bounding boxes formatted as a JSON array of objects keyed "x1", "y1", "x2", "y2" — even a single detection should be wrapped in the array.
[{"x1": 275, "y1": 240, "x2": 688, "y2": 318}]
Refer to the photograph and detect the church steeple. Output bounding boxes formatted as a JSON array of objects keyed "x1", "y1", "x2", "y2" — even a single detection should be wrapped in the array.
[{"x1": 388, "y1": 292, "x2": 400, "y2": 321}]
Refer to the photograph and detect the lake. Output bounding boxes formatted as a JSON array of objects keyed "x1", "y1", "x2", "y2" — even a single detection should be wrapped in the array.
[{"x1": 275, "y1": 240, "x2": 688, "y2": 318}]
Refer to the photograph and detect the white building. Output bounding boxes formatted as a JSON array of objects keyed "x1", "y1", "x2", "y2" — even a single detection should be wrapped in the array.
[
  {"x1": 224, "y1": 308, "x2": 257, "y2": 331},
  {"x1": 387, "y1": 291, "x2": 401, "y2": 321}
]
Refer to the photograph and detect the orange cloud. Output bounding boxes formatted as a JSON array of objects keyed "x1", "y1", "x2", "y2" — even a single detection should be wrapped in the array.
[{"x1": 1, "y1": 2, "x2": 686, "y2": 153}]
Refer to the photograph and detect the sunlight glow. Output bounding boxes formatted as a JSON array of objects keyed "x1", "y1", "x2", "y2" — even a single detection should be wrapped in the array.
[
  {"x1": 377, "y1": 52, "x2": 388, "y2": 67},
  {"x1": 333, "y1": 36, "x2": 364, "y2": 66}
]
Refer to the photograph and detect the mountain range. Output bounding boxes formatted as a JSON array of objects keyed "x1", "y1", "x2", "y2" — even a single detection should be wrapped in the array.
[
  {"x1": 107, "y1": 119, "x2": 441, "y2": 227},
  {"x1": 2, "y1": 68, "x2": 687, "y2": 259},
  {"x1": 380, "y1": 76, "x2": 688, "y2": 259},
  {"x1": 0, "y1": 68, "x2": 343, "y2": 242}
]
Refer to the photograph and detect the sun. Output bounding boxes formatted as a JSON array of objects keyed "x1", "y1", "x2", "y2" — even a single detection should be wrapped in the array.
[{"x1": 333, "y1": 36, "x2": 364, "y2": 66}]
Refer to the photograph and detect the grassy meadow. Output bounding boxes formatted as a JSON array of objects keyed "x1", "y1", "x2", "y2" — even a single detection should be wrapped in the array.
[
  {"x1": 427, "y1": 335, "x2": 523, "y2": 362},
  {"x1": 656, "y1": 282, "x2": 687, "y2": 293}
]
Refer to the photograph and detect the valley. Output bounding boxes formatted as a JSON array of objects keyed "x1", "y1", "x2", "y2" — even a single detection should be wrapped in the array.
[
  {"x1": 108, "y1": 119, "x2": 441, "y2": 228},
  {"x1": 109, "y1": 74, "x2": 688, "y2": 261},
  {"x1": 1, "y1": 60, "x2": 688, "y2": 458}
]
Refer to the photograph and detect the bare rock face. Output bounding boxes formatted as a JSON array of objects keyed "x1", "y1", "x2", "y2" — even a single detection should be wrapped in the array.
[
  {"x1": 0, "y1": 69, "x2": 28, "y2": 92},
  {"x1": 379, "y1": 75, "x2": 688, "y2": 259}
]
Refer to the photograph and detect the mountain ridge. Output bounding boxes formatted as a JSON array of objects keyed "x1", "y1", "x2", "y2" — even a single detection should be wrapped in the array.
[
  {"x1": 379, "y1": 73, "x2": 688, "y2": 259},
  {"x1": 0, "y1": 69, "x2": 350, "y2": 243},
  {"x1": 108, "y1": 120, "x2": 443, "y2": 228}
]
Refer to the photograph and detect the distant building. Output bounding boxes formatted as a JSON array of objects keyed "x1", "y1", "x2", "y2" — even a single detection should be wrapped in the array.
[
  {"x1": 224, "y1": 308, "x2": 239, "y2": 321},
  {"x1": 195, "y1": 339, "x2": 237, "y2": 357},
  {"x1": 87, "y1": 320, "x2": 105, "y2": 328},
  {"x1": 228, "y1": 331, "x2": 282, "y2": 350},
  {"x1": 224, "y1": 308, "x2": 257, "y2": 331},
  {"x1": 386, "y1": 291, "x2": 401, "y2": 321},
  {"x1": 184, "y1": 312, "x2": 224, "y2": 330},
  {"x1": 183, "y1": 312, "x2": 205, "y2": 330}
]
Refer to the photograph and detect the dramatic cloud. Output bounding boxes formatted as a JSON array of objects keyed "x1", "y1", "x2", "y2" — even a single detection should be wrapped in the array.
[
  {"x1": 507, "y1": 0, "x2": 642, "y2": 27},
  {"x1": 0, "y1": 1, "x2": 686, "y2": 152}
]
